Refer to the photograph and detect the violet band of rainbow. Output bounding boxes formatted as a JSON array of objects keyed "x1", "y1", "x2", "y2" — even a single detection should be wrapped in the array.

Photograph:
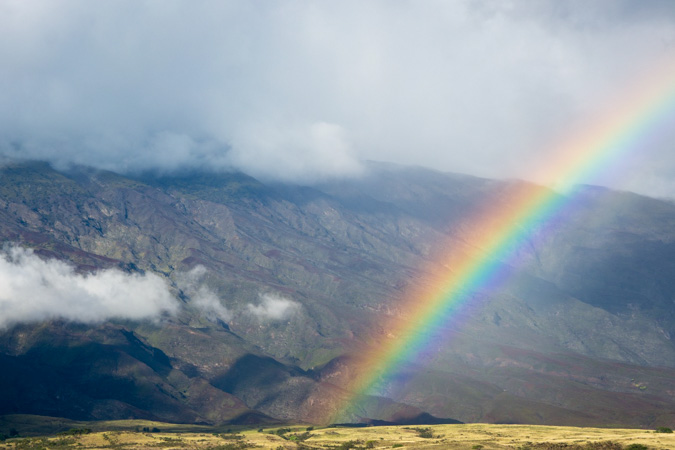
[{"x1": 328, "y1": 57, "x2": 675, "y2": 423}]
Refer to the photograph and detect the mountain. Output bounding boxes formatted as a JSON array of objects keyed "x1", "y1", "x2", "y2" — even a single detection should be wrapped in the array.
[{"x1": 0, "y1": 160, "x2": 674, "y2": 428}]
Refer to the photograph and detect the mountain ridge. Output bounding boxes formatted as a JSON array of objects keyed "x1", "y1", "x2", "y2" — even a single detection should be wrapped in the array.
[{"x1": 0, "y1": 160, "x2": 674, "y2": 427}]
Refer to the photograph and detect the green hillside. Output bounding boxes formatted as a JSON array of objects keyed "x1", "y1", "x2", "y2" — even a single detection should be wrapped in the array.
[{"x1": 0, "y1": 161, "x2": 674, "y2": 428}]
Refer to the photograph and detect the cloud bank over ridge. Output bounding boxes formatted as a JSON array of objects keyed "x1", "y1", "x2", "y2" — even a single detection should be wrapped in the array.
[{"x1": 1, "y1": 1, "x2": 674, "y2": 194}]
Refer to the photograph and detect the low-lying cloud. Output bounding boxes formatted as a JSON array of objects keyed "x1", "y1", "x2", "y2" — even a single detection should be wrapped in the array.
[
  {"x1": 176, "y1": 266, "x2": 231, "y2": 322},
  {"x1": 247, "y1": 294, "x2": 301, "y2": 321},
  {"x1": 0, "y1": 246, "x2": 178, "y2": 329}
]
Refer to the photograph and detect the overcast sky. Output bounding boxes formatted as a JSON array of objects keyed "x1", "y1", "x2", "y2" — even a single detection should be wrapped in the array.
[{"x1": 1, "y1": 1, "x2": 674, "y2": 196}]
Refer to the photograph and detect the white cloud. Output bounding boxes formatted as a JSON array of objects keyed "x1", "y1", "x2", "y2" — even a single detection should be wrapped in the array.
[
  {"x1": 0, "y1": 1, "x2": 674, "y2": 193},
  {"x1": 247, "y1": 293, "x2": 300, "y2": 321},
  {"x1": 191, "y1": 286, "x2": 231, "y2": 322},
  {"x1": 0, "y1": 246, "x2": 177, "y2": 329},
  {"x1": 176, "y1": 266, "x2": 231, "y2": 322},
  {"x1": 229, "y1": 121, "x2": 363, "y2": 183}
]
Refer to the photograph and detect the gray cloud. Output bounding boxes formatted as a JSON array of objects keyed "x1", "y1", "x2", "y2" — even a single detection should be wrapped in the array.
[
  {"x1": 229, "y1": 121, "x2": 363, "y2": 183},
  {"x1": 1, "y1": 1, "x2": 674, "y2": 194},
  {"x1": 247, "y1": 294, "x2": 300, "y2": 321},
  {"x1": 0, "y1": 246, "x2": 178, "y2": 328}
]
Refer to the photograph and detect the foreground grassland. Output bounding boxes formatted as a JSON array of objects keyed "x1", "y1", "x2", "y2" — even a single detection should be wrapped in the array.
[{"x1": 1, "y1": 421, "x2": 675, "y2": 449}]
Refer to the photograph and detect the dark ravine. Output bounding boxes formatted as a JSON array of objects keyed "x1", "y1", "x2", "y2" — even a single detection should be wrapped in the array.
[{"x1": 0, "y1": 160, "x2": 674, "y2": 427}]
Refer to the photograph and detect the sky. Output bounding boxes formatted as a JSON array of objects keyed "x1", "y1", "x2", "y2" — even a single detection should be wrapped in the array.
[{"x1": 1, "y1": 1, "x2": 675, "y2": 196}]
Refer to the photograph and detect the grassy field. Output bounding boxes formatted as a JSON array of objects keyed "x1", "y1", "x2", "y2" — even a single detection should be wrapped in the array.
[{"x1": 1, "y1": 418, "x2": 674, "y2": 449}]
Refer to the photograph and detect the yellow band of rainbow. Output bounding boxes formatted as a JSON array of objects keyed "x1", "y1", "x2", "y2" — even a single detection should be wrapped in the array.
[{"x1": 329, "y1": 57, "x2": 675, "y2": 423}]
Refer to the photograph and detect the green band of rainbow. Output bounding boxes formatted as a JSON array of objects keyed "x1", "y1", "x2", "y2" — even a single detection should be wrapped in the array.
[{"x1": 329, "y1": 58, "x2": 675, "y2": 423}]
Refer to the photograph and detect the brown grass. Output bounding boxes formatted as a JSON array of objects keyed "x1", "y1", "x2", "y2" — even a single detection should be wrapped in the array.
[{"x1": 1, "y1": 423, "x2": 674, "y2": 449}]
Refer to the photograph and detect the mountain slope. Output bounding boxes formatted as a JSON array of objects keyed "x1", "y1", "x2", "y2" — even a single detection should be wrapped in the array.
[{"x1": 0, "y1": 160, "x2": 674, "y2": 427}]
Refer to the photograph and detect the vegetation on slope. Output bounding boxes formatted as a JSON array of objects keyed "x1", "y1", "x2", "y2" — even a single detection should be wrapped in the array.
[{"x1": 1, "y1": 161, "x2": 675, "y2": 427}]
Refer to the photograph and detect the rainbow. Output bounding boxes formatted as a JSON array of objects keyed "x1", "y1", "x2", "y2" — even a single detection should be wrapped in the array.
[{"x1": 328, "y1": 58, "x2": 675, "y2": 423}]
